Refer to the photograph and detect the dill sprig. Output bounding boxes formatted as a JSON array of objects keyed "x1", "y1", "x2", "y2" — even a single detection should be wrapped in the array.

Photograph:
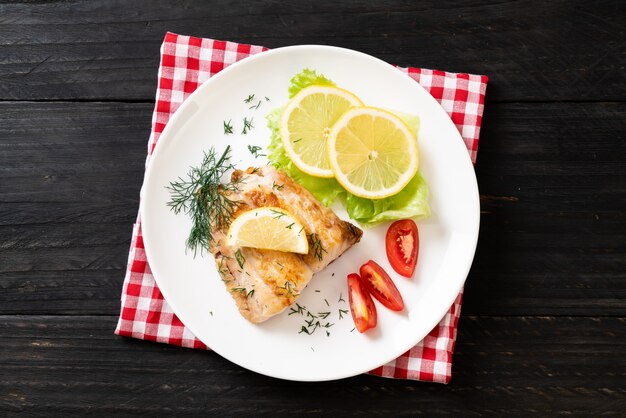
[
  {"x1": 307, "y1": 233, "x2": 327, "y2": 261},
  {"x1": 166, "y1": 145, "x2": 240, "y2": 255},
  {"x1": 244, "y1": 94, "x2": 255, "y2": 103}
]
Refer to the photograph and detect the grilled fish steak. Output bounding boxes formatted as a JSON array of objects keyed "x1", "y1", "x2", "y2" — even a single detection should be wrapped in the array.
[{"x1": 210, "y1": 166, "x2": 363, "y2": 323}]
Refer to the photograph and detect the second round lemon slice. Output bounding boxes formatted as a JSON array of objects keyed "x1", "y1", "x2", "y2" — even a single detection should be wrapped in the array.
[
  {"x1": 327, "y1": 107, "x2": 419, "y2": 199},
  {"x1": 280, "y1": 85, "x2": 363, "y2": 178},
  {"x1": 226, "y1": 207, "x2": 309, "y2": 254}
]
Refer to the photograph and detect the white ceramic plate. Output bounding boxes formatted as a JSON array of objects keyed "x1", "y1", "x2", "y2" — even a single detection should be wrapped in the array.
[{"x1": 141, "y1": 45, "x2": 479, "y2": 381}]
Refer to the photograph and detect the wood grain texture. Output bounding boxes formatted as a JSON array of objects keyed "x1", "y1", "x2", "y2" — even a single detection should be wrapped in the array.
[
  {"x1": 0, "y1": 0, "x2": 624, "y2": 101},
  {"x1": 0, "y1": 315, "x2": 624, "y2": 416},
  {"x1": 466, "y1": 101, "x2": 626, "y2": 315},
  {"x1": 1, "y1": 101, "x2": 624, "y2": 315},
  {"x1": 1, "y1": 1, "x2": 626, "y2": 414}
]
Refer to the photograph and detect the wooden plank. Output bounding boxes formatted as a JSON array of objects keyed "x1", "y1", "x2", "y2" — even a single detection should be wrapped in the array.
[
  {"x1": 466, "y1": 101, "x2": 626, "y2": 315},
  {"x1": 0, "y1": 315, "x2": 624, "y2": 415},
  {"x1": 0, "y1": 101, "x2": 624, "y2": 316},
  {"x1": 0, "y1": 0, "x2": 624, "y2": 101}
]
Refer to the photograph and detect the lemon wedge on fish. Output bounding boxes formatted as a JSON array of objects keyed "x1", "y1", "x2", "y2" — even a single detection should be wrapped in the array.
[
  {"x1": 226, "y1": 207, "x2": 309, "y2": 254},
  {"x1": 280, "y1": 85, "x2": 363, "y2": 178},
  {"x1": 327, "y1": 106, "x2": 419, "y2": 199}
]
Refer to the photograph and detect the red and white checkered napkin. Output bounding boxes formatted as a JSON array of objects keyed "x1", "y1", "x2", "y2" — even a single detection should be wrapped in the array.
[{"x1": 115, "y1": 32, "x2": 488, "y2": 384}]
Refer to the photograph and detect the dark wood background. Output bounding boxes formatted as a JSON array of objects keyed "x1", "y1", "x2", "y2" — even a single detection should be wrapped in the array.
[{"x1": 1, "y1": 0, "x2": 625, "y2": 416}]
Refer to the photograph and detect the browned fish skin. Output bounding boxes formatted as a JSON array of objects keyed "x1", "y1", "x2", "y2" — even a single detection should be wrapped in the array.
[{"x1": 210, "y1": 167, "x2": 362, "y2": 323}]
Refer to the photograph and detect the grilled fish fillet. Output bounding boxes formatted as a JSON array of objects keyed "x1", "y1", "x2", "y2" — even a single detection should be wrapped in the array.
[{"x1": 210, "y1": 166, "x2": 363, "y2": 323}]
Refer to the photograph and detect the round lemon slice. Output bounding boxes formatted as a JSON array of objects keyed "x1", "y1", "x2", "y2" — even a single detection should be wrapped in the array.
[
  {"x1": 226, "y1": 207, "x2": 308, "y2": 254},
  {"x1": 327, "y1": 106, "x2": 419, "y2": 199},
  {"x1": 280, "y1": 85, "x2": 363, "y2": 178}
]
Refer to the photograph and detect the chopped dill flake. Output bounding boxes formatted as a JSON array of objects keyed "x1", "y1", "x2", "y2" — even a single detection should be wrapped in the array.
[
  {"x1": 315, "y1": 290, "x2": 320, "y2": 293},
  {"x1": 292, "y1": 137, "x2": 303, "y2": 143},
  {"x1": 324, "y1": 298, "x2": 329, "y2": 307},
  {"x1": 249, "y1": 100, "x2": 262, "y2": 110},
  {"x1": 272, "y1": 181, "x2": 284, "y2": 190},
  {"x1": 339, "y1": 309, "x2": 349, "y2": 319},
  {"x1": 244, "y1": 94, "x2": 255, "y2": 103},
  {"x1": 242, "y1": 117, "x2": 254, "y2": 134},
  {"x1": 166, "y1": 145, "x2": 240, "y2": 255},
  {"x1": 235, "y1": 249, "x2": 245, "y2": 268},
  {"x1": 285, "y1": 222, "x2": 294, "y2": 230},
  {"x1": 246, "y1": 289, "x2": 255, "y2": 298},
  {"x1": 275, "y1": 261, "x2": 284, "y2": 271},
  {"x1": 223, "y1": 119, "x2": 234, "y2": 135},
  {"x1": 338, "y1": 293, "x2": 346, "y2": 303},
  {"x1": 298, "y1": 226, "x2": 305, "y2": 234},
  {"x1": 231, "y1": 287, "x2": 246, "y2": 293},
  {"x1": 307, "y1": 233, "x2": 327, "y2": 261},
  {"x1": 250, "y1": 167, "x2": 260, "y2": 174},
  {"x1": 270, "y1": 209, "x2": 286, "y2": 219},
  {"x1": 265, "y1": 96, "x2": 270, "y2": 101},
  {"x1": 247, "y1": 144, "x2": 265, "y2": 158},
  {"x1": 350, "y1": 327, "x2": 355, "y2": 332},
  {"x1": 293, "y1": 303, "x2": 338, "y2": 336},
  {"x1": 289, "y1": 302, "x2": 305, "y2": 315},
  {"x1": 282, "y1": 281, "x2": 293, "y2": 295},
  {"x1": 310, "y1": 347, "x2": 315, "y2": 352},
  {"x1": 217, "y1": 258, "x2": 227, "y2": 278}
]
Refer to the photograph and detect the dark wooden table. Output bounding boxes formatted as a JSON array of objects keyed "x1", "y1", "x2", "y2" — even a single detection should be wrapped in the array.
[{"x1": 1, "y1": 1, "x2": 625, "y2": 416}]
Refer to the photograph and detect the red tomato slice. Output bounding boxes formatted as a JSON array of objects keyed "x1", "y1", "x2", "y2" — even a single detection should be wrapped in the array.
[
  {"x1": 359, "y1": 260, "x2": 404, "y2": 311},
  {"x1": 347, "y1": 273, "x2": 377, "y2": 333},
  {"x1": 385, "y1": 219, "x2": 419, "y2": 278}
]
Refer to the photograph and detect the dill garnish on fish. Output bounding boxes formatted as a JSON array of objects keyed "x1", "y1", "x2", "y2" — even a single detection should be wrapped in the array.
[
  {"x1": 166, "y1": 145, "x2": 240, "y2": 255},
  {"x1": 307, "y1": 233, "x2": 327, "y2": 261}
]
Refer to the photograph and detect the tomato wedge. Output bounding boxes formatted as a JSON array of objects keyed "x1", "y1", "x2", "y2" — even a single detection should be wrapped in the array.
[
  {"x1": 359, "y1": 260, "x2": 404, "y2": 311},
  {"x1": 385, "y1": 219, "x2": 419, "y2": 278},
  {"x1": 347, "y1": 273, "x2": 377, "y2": 333}
]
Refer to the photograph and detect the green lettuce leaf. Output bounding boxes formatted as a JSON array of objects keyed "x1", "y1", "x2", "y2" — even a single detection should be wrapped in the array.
[
  {"x1": 287, "y1": 68, "x2": 335, "y2": 98},
  {"x1": 266, "y1": 69, "x2": 430, "y2": 226}
]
